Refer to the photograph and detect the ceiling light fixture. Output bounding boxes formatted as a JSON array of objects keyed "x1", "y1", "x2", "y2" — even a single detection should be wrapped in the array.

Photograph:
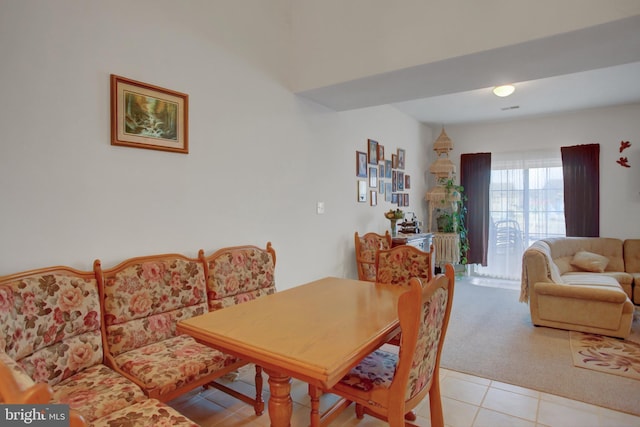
[{"x1": 493, "y1": 85, "x2": 515, "y2": 97}]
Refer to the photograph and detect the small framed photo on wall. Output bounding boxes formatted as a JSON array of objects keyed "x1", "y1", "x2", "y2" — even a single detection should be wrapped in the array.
[
  {"x1": 370, "y1": 191, "x2": 377, "y2": 206},
  {"x1": 385, "y1": 160, "x2": 392, "y2": 178},
  {"x1": 405, "y1": 175, "x2": 411, "y2": 189},
  {"x1": 369, "y1": 167, "x2": 377, "y2": 187},
  {"x1": 368, "y1": 139, "x2": 378, "y2": 164},
  {"x1": 397, "y1": 148, "x2": 405, "y2": 169},
  {"x1": 404, "y1": 193, "x2": 409, "y2": 206},
  {"x1": 356, "y1": 151, "x2": 368, "y2": 177},
  {"x1": 357, "y1": 180, "x2": 367, "y2": 202},
  {"x1": 377, "y1": 144, "x2": 385, "y2": 161}
]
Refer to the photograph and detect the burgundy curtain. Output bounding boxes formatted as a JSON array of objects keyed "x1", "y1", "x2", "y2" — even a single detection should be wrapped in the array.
[
  {"x1": 460, "y1": 153, "x2": 491, "y2": 266},
  {"x1": 561, "y1": 144, "x2": 600, "y2": 237}
]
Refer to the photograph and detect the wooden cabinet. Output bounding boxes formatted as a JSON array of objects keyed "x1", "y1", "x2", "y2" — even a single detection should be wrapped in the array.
[{"x1": 392, "y1": 233, "x2": 433, "y2": 252}]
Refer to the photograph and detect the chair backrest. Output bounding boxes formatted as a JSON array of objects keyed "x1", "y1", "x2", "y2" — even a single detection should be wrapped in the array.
[
  {"x1": 375, "y1": 244, "x2": 434, "y2": 286},
  {"x1": 95, "y1": 254, "x2": 208, "y2": 357},
  {"x1": 199, "y1": 243, "x2": 276, "y2": 311},
  {"x1": 0, "y1": 266, "x2": 103, "y2": 387},
  {"x1": 355, "y1": 231, "x2": 392, "y2": 282},
  {"x1": 389, "y1": 264, "x2": 454, "y2": 410}
]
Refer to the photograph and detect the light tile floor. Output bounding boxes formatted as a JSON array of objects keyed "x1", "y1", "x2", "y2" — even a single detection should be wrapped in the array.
[{"x1": 168, "y1": 365, "x2": 640, "y2": 427}]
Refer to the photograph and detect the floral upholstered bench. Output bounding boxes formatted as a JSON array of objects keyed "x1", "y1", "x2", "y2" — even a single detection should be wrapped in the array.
[
  {"x1": 197, "y1": 242, "x2": 277, "y2": 403},
  {"x1": 94, "y1": 253, "x2": 264, "y2": 414},
  {"x1": 0, "y1": 265, "x2": 197, "y2": 427}
]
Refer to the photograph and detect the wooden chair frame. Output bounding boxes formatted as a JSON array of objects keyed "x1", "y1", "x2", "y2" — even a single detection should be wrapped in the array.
[
  {"x1": 310, "y1": 264, "x2": 455, "y2": 427},
  {"x1": 355, "y1": 231, "x2": 392, "y2": 282}
]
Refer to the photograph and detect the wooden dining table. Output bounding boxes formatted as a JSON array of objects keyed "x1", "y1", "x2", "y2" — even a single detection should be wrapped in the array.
[{"x1": 176, "y1": 276, "x2": 406, "y2": 427}]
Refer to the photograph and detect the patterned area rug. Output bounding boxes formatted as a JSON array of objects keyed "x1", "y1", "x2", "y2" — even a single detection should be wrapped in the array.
[{"x1": 569, "y1": 314, "x2": 640, "y2": 381}]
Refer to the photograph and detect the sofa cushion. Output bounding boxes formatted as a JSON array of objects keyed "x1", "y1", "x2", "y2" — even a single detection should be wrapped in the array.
[
  {"x1": 544, "y1": 237, "x2": 624, "y2": 274},
  {"x1": 570, "y1": 250, "x2": 609, "y2": 273},
  {"x1": 52, "y1": 364, "x2": 147, "y2": 422},
  {"x1": 561, "y1": 273, "x2": 621, "y2": 288},
  {"x1": 114, "y1": 335, "x2": 238, "y2": 397}
]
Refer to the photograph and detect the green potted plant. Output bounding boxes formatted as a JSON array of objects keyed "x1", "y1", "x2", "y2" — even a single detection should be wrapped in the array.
[{"x1": 436, "y1": 177, "x2": 470, "y2": 265}]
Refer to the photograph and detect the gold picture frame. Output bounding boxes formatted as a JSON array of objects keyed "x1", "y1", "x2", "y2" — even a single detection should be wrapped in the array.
[{"x1": 111, "y1": 74, "x2": 189, "y2": 154}]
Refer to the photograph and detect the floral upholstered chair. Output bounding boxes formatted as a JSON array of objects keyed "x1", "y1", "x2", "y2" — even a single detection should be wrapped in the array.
[
  {"x1": 355, "y1": 231, "x2": 392, "y2": 282},
  {"x1": 376, "y1": 243, "x2": 435, "y2": 286},
  {"x1": 95, "y1": 253, "x2": 264, "y2": 415},
  {"x1": 199, "y1": 242, "x2": 277, "y2": 311},
  {"x1": 309, "y1": 264, "x2": 455, "y2": 427}
]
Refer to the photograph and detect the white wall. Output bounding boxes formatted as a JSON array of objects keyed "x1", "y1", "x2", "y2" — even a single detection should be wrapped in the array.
[
  {"x1": 0, "y1": 1, "x2": 431, "y2": 289},
  {"x1": 444, "y1": 104, "x2": 640, "y2": 240}
]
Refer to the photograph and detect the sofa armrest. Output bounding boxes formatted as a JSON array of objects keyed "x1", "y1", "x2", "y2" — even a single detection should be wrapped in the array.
[{"x1": 533, "y1": 282, "x2": 628, "y2": 304}]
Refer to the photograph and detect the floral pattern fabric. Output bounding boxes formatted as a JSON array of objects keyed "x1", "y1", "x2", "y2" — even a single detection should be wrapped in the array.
[
  {"x1": 0, "y1": 273, "x2": 103, "y2": 386},
  {"x1": 89, "y1": 398, "x2": 198, "y2": 427},
  {"x1": 405, "y1": 287, "x2": 447, "y2": 400},
  {"x1": 105, "y1": 305, "x2": 206, "y2": 356},
  {"x1": 337, "y1": 286, "x2": 448, "y2": 403},
  {"x1": 19, "y1": 329, "x2": 103, "y2": 387},
  {"x1": 0, "y1": 350, "x2": 35, "y2": 393},
  {"x1": 376, "y1": 247, "x2": 431, "y2": 286},
  {"x1": 102, "y1": 259, "x2": 207, "y2": 326},
  {"x1": 114, "y1": 334, "x2": 238, "y2": 396},
  {"x1": 205, "y1": 247, "x2": 276, "y2": 310},
  {"x1": 101, "y1": 258, "x2": 208, "y2": 355},
  {"x1": 358, "y1": 234, "x2": 391, "y2": 281},
  {"x1": 53, "y1": 364, "x2": 147, "y2": 422},
  {"x1": 339, "y1": 349, "x2": 397, "y2": 392}
]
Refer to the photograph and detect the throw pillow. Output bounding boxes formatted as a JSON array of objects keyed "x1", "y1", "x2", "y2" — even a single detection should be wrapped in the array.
[{"x1": 570, "y1": 250, "x2": 609, "y2": 273}]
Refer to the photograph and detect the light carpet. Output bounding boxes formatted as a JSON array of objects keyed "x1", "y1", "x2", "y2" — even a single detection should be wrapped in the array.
[{"x1": 440, "y1": 277, "x2": 640, "y2": 416}]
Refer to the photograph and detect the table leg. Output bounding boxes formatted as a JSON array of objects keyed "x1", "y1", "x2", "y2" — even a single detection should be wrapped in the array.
[{"x1": 264, "y1": 368, "x2": 293, "y2": 427}]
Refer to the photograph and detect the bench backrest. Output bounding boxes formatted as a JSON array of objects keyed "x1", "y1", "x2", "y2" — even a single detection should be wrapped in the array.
[
  {"x1": 0, "y1": 267, "x2": 103, "y2": 386},
  {"x1": 95, "y1": 254, "x2": 208, "y2": 357},
  {"x1": 199, "y1": 243, "x2": 276, "y2": 311}
]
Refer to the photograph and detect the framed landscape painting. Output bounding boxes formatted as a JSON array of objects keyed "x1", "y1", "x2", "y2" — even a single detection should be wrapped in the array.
[{"x1": 111, "y1": 74, "x2": 189, "y2": 154}]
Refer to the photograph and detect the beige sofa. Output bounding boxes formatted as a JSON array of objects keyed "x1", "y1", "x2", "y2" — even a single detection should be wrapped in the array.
[{"x1": 521, "y1": 237, "x2": 638, "y2": 338}]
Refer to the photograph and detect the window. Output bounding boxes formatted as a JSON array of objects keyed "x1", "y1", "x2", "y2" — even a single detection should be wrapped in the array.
[{"x1": 474, "y1": 151, "x2": 565, "y2": 280}]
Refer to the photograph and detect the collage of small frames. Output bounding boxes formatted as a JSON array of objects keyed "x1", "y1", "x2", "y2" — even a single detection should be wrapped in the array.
[{"x1": 356, "y1": 139, "x2": 410, "y2": 207}]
